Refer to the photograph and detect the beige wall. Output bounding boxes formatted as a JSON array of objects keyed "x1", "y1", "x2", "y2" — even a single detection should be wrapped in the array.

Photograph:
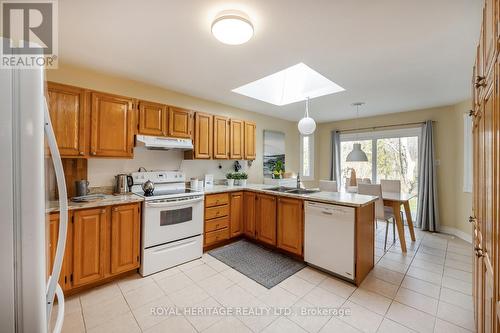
[
  {"x1": 316, "y1": 102, "x2": 473, "y2": 237},
  {"x1": 47, "y1": 64, "x2": 300, "y2": 186}
]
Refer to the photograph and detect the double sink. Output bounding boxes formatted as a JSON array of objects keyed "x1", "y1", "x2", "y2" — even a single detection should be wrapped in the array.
[{"x1": 266, "y1": 186, "x2": 319, "y2": 195}]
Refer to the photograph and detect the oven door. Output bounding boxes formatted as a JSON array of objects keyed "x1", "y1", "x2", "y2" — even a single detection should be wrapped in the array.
[{"x1": 143, "y1": 196, "x2": 204, "y2": 248}]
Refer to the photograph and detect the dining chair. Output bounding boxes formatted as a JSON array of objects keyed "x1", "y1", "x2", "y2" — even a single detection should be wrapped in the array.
[
  {"x1": 380, "y1": 179, "x2": 405, "y2": 222},
  {"x1": 356, "y1": 178, "x2": 372, "y2": 184},
  {"x1": 319, "y1": 180, "x2": 338, "y2": 192},
  {"x1": 358, "y1": 183, "x2": 396, "y2": 251}
]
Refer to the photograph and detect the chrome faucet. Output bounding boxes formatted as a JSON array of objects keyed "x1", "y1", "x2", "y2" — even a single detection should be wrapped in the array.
[{"x1": 297, "y1": 174, "x2": 301, "y2": 189}]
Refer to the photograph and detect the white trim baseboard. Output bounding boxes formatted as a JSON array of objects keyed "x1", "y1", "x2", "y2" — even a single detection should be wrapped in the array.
[{"x1": 440, "y1": 226, "x2": 472, "y2": 243}]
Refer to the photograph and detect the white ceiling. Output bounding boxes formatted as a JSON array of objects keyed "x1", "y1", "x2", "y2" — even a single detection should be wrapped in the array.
[{"x1": 59, "y1": 0, "x2": 482, "y2": 122}]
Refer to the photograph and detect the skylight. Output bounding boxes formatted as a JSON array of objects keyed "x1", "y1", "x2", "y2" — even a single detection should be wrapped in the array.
[{"x1": 232, "y1": 63, "x2": 345, "y2": 106}]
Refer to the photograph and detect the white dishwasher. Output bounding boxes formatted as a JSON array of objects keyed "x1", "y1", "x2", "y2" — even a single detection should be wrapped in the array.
[{"x1": 304, "y1": 201, "x2": 355, "y2": 280}]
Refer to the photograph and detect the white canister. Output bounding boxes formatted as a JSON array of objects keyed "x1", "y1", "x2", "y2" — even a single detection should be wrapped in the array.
[{"x1": 190, "y1": 178, "x2": 199, "y2": 189}]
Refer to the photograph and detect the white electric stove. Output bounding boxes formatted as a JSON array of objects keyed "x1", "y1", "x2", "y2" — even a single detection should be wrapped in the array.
[{"x1": 130, "y1": 171, "x2": 204, "y2": 276}]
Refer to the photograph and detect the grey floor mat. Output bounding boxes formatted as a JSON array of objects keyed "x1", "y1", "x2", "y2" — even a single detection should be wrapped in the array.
[{"x1": 208, "y1": 240, "x2": 306, "y2": 289}]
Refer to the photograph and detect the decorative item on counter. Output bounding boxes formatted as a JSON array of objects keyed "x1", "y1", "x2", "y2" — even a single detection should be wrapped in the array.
[
  {"x1": 204, "y1": 174, "x2": 214, "y2": 189},
  {"x1": 272, "y1": 160, "x2": 285, "y2": 179},
  {"x1": 233, "y1": 160, "x2": 242, "y2": 172},
  {"x1": 349, "y1": 168, "x2": 357, "y2": 186},
  {"x1": 226, "y1": 172, "x2": 235, "y2": 187},
  {"x1": 190, "y1": 178, "x2": 199, "y2": 190}
]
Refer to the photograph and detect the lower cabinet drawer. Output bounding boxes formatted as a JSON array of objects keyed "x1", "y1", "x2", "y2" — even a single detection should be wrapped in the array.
[
  {"x1": 205, "y1": 216, "x2": 229, "y2": 232},
  {"x1": 205, "y1": 193, "x2": 229, "y2": 207},
  {"x1": 205, "y1": 204, "x2": 229, "y2": 220},
  {"x1": 204, "y1": 227, "x2": 229, "y2": 246}
]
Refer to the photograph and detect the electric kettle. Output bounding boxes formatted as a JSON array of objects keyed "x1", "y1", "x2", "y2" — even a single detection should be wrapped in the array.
[{"x1": 114, "y1": 174, "x2": 133, "y2": 194}]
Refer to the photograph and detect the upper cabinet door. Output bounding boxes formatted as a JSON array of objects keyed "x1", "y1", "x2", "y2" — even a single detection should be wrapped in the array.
[
  {"x1": 168, "y1": 107, "x2": 193, "y2": 138},
  {"x1": 230, "y1": 119, "x2": 244, "y2": 159},
  {"x1": 244, "y1": 121, "x2": 256, "y2": 160},
  {"x1": 47, "y1": 82, "x2": 87, "y2": 157},
  {"x1": 90, "y1": 92, "x2": 134, "y2": 158},
  {"x1": 483, "y1": 0, "x2": 495, "y2": 76},
  {"x1": 138, "y1": 100, "x2": 168, "y2": 136},
  {"x1": 213, "y1": 116, "x2": 230, "y2": 159},
  {"x1": 194, "y1": 112, "x2": 213, "y2": 159}
]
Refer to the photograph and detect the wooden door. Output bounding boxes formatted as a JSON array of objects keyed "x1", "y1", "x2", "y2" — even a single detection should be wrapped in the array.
[
  {"x1": 110, "y1": 204, "x2": 140, "y2": 275},
  {"x1": 255, "y1": 194, "x2": 277, "y2": 245},
  {"x1": 213, "y1": 116, "x2": 230, "y2": 159},
  {"x1": 168, "y1": 107, "x2": 193, "y2": 138},
  {"x1": 230, "y1": 192, "x2": 244, "y2": 237},
  {"x1": 138, "y1": 100, "x2": 168, "y2": 136},
  {"x1": 277, "y1": 197, "x2": 303, "y2": 256},
  {"x1": 72, "y1": 207, "x2": 107, "y2": 287},
  {"x1": 90, "y1": 92, "x2": 134, "y2": 157},
  {"x1": 45, "y1": 213, "x2": 72, "y2": 291},
  {"x1": 230, "y1": 119, "x2": 244, "y2": 159},
  {"x1": 244, "y1": 121, "x2": 256, "y2": 160},
  {"x1": 47, "y1": 82, "x2": 87, "y2": 157},
  {"x1": 194, "y1": 112, "x2": 213, "y2": 159},
  {"x1": 243, "y1": 191, "x2": 256, "y2": 238}
]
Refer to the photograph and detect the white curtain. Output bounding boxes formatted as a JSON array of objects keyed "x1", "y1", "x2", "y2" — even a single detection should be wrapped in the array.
[
  {"x1": 463, "y1": 114, "x2": 473, "y2": 193},
  {"x1": 417, "y1": 120, "x2": 440, "y2": 232}
]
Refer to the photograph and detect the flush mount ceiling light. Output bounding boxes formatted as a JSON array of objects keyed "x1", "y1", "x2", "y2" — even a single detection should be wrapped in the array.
[
  {"x1": 346, "y1": 102, "x2": 369, "y2": 162},
  {"x1": 211, "y1": 10, "x2": 254, "y2": 45},
  {"x1": 232, "y1": 63, "x2": 345, "y2": 106}
]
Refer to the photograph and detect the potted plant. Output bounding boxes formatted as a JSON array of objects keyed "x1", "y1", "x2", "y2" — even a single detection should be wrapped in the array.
[
  {"x1": 238, "y1": 172, "x2": 248, "y2": 187},
  {"x1": 226, "y1": 172, "x2": 235, "y2": 187},
  {"x1": 272, "y1": 160, "x2": 284, "y2": 179}
]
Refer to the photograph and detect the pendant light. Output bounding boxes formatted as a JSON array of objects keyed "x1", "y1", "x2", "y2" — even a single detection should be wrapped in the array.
[
  {"x1": 298, "y1": 97, "x2": 316, "y2": 135},
  {"x1": 346, "y1": 102, "x2": 368, "y2": 162}
]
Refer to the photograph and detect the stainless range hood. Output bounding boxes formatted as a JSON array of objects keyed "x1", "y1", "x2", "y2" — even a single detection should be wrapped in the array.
[{"x1": 136, "y1": 135, "x2": 193, "y2": 150}]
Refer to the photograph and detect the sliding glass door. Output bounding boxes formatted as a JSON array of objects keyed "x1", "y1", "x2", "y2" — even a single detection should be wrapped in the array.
[{"x1": 339, "y1": 128, "x2": 420, "y2": 214}]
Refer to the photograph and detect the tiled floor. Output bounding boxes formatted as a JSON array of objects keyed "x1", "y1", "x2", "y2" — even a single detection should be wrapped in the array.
[{"x1": 51, "y1": 223, "x2": 475, "y2": 333}]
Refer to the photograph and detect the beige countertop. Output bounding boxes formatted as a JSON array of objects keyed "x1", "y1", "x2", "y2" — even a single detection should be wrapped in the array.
[
  {"x1": 46, "y1": 194, "x2": 144, "y2": 214},
  {"x1": 201, "y1": 184, "x2": 377, "y2": 208}
]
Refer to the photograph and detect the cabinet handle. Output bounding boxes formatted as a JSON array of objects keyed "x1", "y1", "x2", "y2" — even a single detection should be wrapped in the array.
[
  {"x1": 469, "y1": 216, "x2": 477, "y2": 224},
  {"x1": 476, "y1": 249, "x2": 484, "y2": 258},
  {"x1": 79, "y1": 151, "x2": 84, "y2": 155},
  {"x1": 101, "y1": 209, "x2": 106, "y2": 214},
  {"x1": 113, "y1": 207, "x2": 118, "y2": 212},
  {"x1": 91, "y1": 152, "x2": 96, "y2": 156}
]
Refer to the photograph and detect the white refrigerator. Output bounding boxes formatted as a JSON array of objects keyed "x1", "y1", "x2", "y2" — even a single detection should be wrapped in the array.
[{"x1": 0, "y1": 65, "x2": 68, "y2": 332}]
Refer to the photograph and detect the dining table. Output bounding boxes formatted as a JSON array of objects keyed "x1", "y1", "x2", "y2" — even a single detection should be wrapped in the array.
[
  {"x1": 382, "y1": 191, "x2": 417, "y2": 253},
  {"x1": 344, "y1": 186, "x2": 417, "y2": 252}
]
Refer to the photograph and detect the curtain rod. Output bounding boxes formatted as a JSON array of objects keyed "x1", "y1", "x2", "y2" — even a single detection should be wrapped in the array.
[{"x1": 338, "y1": 121, "x2": 435, "y2": 134}]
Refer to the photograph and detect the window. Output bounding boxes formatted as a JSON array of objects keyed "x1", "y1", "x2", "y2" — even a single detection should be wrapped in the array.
[
  {"x1": 300, "y1": 134, "x2": 315, "y2": 180},
  {"x1": 340, "y1": 128, "x2": 421, "y2": 215}
]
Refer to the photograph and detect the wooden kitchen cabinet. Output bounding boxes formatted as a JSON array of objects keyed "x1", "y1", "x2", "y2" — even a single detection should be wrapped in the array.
[
  {"x1": 193, "y1": 112, "x2": 213, "y2": 159},
  {"x1": 213, "y1": 116, "x2": 230, "y2": 159},
  {"x1": 230, "y1": 192, "x2": 244, "y2": 237},
  {"x1": 168, "y1": 107, "x2": 193, "y2": 138},
  {"x1": 90, "y1": 92, "x2": 135, "y2": 158},
  {"x1": 243, "y1": 191, "x2": 256, "y2": 238},
  {"x1": 230, "y1": 119, "x2": 244, "y2": 159},
  {"x1": 244, "y1": 121, "x2": 256, "y2": 160},
  {"x1": 46, "y1": 212, "x2": 72, "y2": 291},
  {"x1": 255, "y1": 194, "x2": 277, "y2": 245},
  {"x1": 46, "y1": 82, "x2": 87, "y2": 157},
  {"x1": 204, "y1": 193, "x2": 230, "y2": 248},
  {"x1": 277, "y1": 197, "x2": 303, "y2": 256},
  {"x1": 110, "y1": 204, "x2": 141, "y2": 275},
  {"x1": 137, "y1": 100, "x2": 168, "y2": 136}
]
